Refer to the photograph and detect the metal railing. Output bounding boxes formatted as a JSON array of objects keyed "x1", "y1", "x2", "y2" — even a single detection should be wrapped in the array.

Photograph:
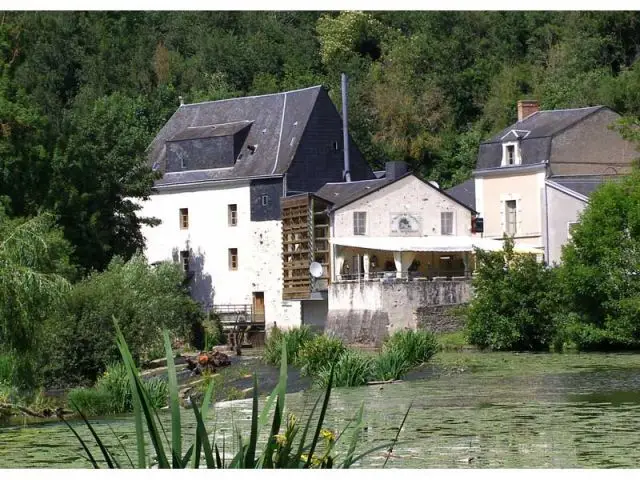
[
  {"x1": 335, "y1": 270, "x2": 471, "y2": 282},
  {"x1": 211, "y1": 304, "x2": 266, "y2": 326}
]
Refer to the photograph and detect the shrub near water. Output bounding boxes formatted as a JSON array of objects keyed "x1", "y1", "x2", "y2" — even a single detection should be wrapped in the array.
[
  {"x1": 315, "y1": 349, "x2": 374, "y2": 387},
  {"x1": 263, "y1": 326, "x2": 315, "y2": 365},
  {"x1": 383, "y1": 330, "x2": 438, "y2": 366},
  {"x1": 374, "y1": 349, "x2": 412, "y2": 381},
  {"x1": 68, "y1": 363, "x2": 168, "y2": 416},
  {"x1": 297, "y1": 335, "x2": 347, "y2": 376}
]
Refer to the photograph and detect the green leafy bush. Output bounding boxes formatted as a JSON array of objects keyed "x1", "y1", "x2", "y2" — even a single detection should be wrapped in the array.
[
  {"x1": 315, "y1": 349, "x2": 374, "y2": 388},
  {"x1": 383, "y1": 329, "x2": 438, "y2": 366},
  {"x1": 263, "y1": 326, "x2": 315, "y2": 366},
  {"x1": 68, "y1": 362, "x2": 168, "y2": 416},
  {"x1": 204, "y1": 312, "x2": 226, "y2": 350},
  {"x1": 68, "y1": 387, "x2": 114, "y2": 416},
  {"x1": 42, "y1": 255, "x2": 204, "y2": 386},
  {"x1": 466, "y1": 236, "x2": 558, "y2": 351},
  {"x1": 298, "y1": 335, "x2": 347, "y2": 376}
]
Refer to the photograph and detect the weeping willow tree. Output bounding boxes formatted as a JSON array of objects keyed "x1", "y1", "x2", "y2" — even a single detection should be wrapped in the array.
[{"x1": 0, "y1": 207, "x2": 73, "y2": 386}]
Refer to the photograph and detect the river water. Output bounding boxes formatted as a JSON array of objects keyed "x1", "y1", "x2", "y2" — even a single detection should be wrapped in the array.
[{"x1": 3, "y1": 351, "x2": 640, "y2": 468}]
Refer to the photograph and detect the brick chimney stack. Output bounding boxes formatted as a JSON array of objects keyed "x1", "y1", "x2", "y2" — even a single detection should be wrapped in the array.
[{"x1": 517, "y1": 100, "x2": 539, "y2": 121}]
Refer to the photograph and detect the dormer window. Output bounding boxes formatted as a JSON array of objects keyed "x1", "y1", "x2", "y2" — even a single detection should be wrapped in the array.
[
  {"x1": 501, "y1": 141, "x2": 521, "y2": 167},
  {"x1": 506, "y1": 145, "x2": 515, "y2": 165}
]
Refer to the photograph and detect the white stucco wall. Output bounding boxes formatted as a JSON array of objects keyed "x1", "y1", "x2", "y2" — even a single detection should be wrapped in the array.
[
  {"x1": 136, "y1": 183, "x2": 301, "y2": 329},
  {"x1": 333, "y1": 175, "x2": 474, "y2": 238},
  {"x1": 545, "y1": 184, "x2": 587, "y2": 265}
]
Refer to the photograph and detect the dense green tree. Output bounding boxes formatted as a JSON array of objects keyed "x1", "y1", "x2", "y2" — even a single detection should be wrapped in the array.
[
  {"x1": 0, "y1": 208, "x2": 73, "y2": 386},
  {"x1": 466, "y1": 236, "x2": 559, "y2": 351},
  {"x1": 43, "y1": 255, "x2": 203, "y2": 386},
  {"x1": 3, "y1": 11, "x2": 640, "y2": 265},
  {"x1": 556, "y1": 164, "x2": 640, "y2": 350},
  {"x1": 48, "y1": 91, "x2": 159, "y2": 273}
]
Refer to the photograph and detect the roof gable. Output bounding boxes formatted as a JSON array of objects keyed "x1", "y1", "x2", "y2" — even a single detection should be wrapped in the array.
[
  {"x1": 318, "y1": 174, "x2": 476, "y2": 213},
  {"x1": 476, "y1": 106, "x2": 615, "y2": 171},
  {"x1": 148, "y1": 86, "x2": 323, "y2": 187},
  {"x1": 485, "y1": 106, "x2": 606, "y2": 144}
]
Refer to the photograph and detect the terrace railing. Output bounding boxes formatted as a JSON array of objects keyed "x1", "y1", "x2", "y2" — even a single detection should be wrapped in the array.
[{"x1": 335, "y1": 269, "x2": 472, "y2": 282}]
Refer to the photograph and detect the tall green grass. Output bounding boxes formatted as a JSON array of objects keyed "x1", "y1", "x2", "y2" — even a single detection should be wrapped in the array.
[
  {"x1": 68, "y1": 363, "x2": 168, "y2": 416},
  {"x1": 297, "y1": 335, "x2": 347, "y2": 376},
  {"x1": 382, "y1": 330, "x2": 438, "y2": 367},
  {"x1": 315, "y1": 349, "x2": 374, "y2": 388},
  {"x1": 62, "y1": 318, "x2": 409, "y2": 468},
  {"x1": 374, "y1": 349, "x2": 412, "y2": 381},
  {"x1": 263, "y1": 326, "x2": 315, "y2": 366}
]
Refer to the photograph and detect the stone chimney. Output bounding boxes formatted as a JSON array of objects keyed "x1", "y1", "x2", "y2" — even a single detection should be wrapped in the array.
[
  {"x1": 385, "y1": 161, "x2": 409, "y2": 181},
  {"x1": 517, "y1": 100, "x2": 539, "y2": 121}
]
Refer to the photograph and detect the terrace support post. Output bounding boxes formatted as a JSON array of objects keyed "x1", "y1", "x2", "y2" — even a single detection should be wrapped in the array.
[
  {"x1": 463, "y1": 252, "x2": 470, "y2": 277},
  {"x1": 335, "y1": 251, "x2": 345, "y2": 282},
  {"x1": 363, "y1": 253, "x2": 370, "y2": 280},
  {"x1": 394, "y1": 251, "x2": 415, "y2": 279},
  {"x1": 394, "y1": 251, "x2": 403, "y2": 279}
]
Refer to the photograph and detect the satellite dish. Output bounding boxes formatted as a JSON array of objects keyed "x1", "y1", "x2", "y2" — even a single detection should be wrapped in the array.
[{"x1": 309, "y1": 262, "x2": 324, "y2": 278}]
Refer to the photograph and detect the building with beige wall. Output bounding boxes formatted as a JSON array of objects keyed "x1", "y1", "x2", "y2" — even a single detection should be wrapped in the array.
[
  {"x1": 447, "y1": 101, "x2": 636, "y2": 263},
  {"x1": 316, "y1": 166, "x2": 479, "y2": 281}
]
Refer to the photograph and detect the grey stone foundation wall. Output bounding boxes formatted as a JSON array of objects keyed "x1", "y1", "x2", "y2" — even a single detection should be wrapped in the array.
[
  {"x1": 415, "y1": 304, "x2": 465, "y2": 333},
  {"x1": 326, "y1": 279, "x2": 472, "y2": 345}
]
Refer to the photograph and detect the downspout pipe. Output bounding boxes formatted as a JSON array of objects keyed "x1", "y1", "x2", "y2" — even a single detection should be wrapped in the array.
[{"x1": 341, "y1": 73, "x2": 351, "y2": 183}]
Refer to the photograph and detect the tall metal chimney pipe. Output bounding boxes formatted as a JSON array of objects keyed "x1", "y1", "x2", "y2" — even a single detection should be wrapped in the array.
[{"x1": 341, "y1": 73, "x2": 351, "y2": 183}]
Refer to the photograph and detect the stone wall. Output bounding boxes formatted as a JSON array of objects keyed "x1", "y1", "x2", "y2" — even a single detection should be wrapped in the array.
[
  {"x1": 415, "y1": 304, "x2": 465, "y2": 333},
  {"x1": 326, "y1": 279, "x2": 472, "y2": 345}
]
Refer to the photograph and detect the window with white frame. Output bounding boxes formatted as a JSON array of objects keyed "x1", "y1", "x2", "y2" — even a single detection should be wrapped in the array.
[
  {"x1": 353, "y1": 212, "x2": 367, "y2": 235},
  {"x1": 228, "y1": 204, "x2": 237, "y2": 226},
  {"x1": 505, "y1": 200, "x2": 517, "y2": 234},
  {"x1": 179, "y1": 250, "x2": 190, "y2": 273},
  {"x1": 502, "y1": 142, "x2": 521, "y2": 166},
  {"x1": 441, "y1": 211, "x2": 454, "y2": 235}
]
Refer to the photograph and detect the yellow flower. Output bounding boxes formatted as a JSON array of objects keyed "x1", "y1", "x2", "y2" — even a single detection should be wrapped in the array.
[
  {"x1": 320, "y1": 428, "x2": 336, "y2": 443},
  {"x1": 274, "y1": 434, "x2": 287, "y2": 446}
]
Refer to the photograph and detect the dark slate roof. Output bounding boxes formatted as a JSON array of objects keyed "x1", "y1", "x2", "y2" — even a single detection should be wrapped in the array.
[
  {"x1": 477, "y1": 106, "x2": 606, "y2": 170},
  {"x1": 168, "y1": 121, "x2": 253, "y2": 142},
  {"x1": 149, "y1": 86, "x2": 323, "y2": 186},
  {"x1": 445, "y1": 178, "x2": 475, "y2": 210},
  {"x1": 547, "y1": 174, "x2": 622, "y2": 198},
  {"x1": 315, "y1": 178, "x2": 391, "y2": 209}
]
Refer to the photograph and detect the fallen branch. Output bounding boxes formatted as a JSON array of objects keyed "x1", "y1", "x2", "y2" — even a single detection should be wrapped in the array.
[
  {"x1": 0, "y1": 403, "x2": 72, "y2": 418},
  {"x1": 366, "y1": 379, "x2": 403, "y2": 386}
]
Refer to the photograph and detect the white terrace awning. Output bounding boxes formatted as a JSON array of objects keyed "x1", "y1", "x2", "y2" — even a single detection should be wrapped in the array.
[{"x1": 332, "y1": 235, "x2": 542, "y2": 254}]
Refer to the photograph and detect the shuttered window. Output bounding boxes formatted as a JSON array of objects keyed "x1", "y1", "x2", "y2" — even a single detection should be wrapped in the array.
[
  {"x1": 441, "y1": 212, "x2": 453, "y2": 235},
  {"x1": 353, "y1": 212, "x2": 367, "y2": 235},
  {"x1": 506, "y1": 200, "x2": 517, "y2": 234},
  {"x1": 179, "y1": 208, "x2": 189, "y2": 229},
  {"x1": 228, "y1": 204, "x2": 237, "y2": 226},
  {"x1": 229, "y1": 248, "x2": 238, "y2": 271}
]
